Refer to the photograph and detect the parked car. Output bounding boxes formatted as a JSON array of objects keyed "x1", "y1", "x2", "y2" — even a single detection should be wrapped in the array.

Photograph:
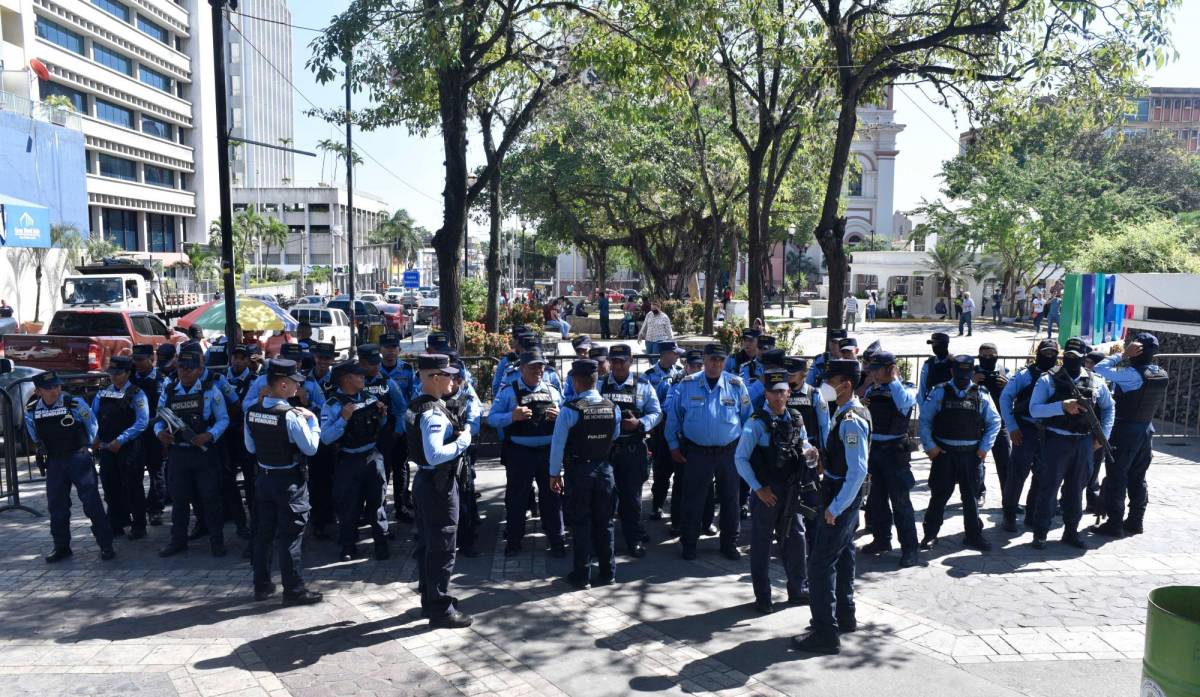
[
  {"x1": 416, "y1": 294, "x2": 440, "y2": 325},
  {"x1": 289, "y1": 306, "x2": 353, "y2": 357},
  {"x1": 325, "y1": 299, "x2": 387, "y2": 342},
  {"x1": 294, "y1": 295, "x2": 325, "y2": 307},
  {"x1": 384, "y1": 287, "x2": 406, "y2": 303},
  {"x1": 1, "y1": 310, "x2": 185, "y2": 376},
  {"x1": 357, "y1": 292, "x2": 384, "y2": 304},
  {"x1": 399, "y1": 291, "x2": 420, "y2": 309},
  {"x1": 372, "y1": 303, "x2": 414, "y2": 338}
]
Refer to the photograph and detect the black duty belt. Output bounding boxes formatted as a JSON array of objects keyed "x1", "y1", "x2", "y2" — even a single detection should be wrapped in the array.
[
  {"x1": 683, "y1": 439, "x2": 736, "y2": 453},
  {"x1": 258, "y1": 463, "x2": 302, "y2": 474}
]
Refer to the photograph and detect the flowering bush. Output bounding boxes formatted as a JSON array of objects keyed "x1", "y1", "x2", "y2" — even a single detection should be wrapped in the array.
[
  {"x1": 659, "y1": 300, "x2": 707, "y2": 335},
  {"x1": 462, "y1": 321, "x2": 510, "y2": 398},
  {"x1": 715, "y1": 316, "x2": 745, "y2": 352},
  {"x1": 500, "y1": 303, "x2": 544, "y2": 331}
]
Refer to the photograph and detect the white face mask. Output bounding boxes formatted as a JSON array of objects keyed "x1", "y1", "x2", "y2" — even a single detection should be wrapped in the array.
[{"x1": 819, "y1": 382, "x2": 838, "y2": 403}]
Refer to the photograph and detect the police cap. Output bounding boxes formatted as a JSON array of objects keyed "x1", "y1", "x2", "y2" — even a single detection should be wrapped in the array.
[
  {"x1": 156, "y1": 343, "x2": 177, "y2": 360},
  {"x1": 107, "y1": 355, "x2": 134, "y2": 374},
  {"x1": 703, "y1": 343, "x2": 728, "y2": 358},
  {"x1": 519, "y1": 349, "x2": 548, "y2": 366},
  {"x1": 588, "y1": 346, "x2": 609, "y2": 359},
  {"x1": 380, "y1": 333, "x2": 401, "y2": 348},
  {"x1": 570, "y1": 334, "x2": 592, "y2": 350},
  {"x1": 756, "y1": 335, "x2": 777, "y2": 351},
  {"x1": 332, "y1": 360, "x2": 366, "y2": 382},
  {"x1": 927, "y1": 332, "x2": 950, "y2": 345},
  {"x1": 312, "y1": 342, "x2": 335, "y2": 358},
  {"x1": 656, "y1": 340, "x2": 686, "y2": 354},
  {"x1": 357, "y1": 343, "x2": 382, "y2": 364},
  {"x1": 417, "y1": 353, "x2": 459, "y2": 374},
  {"x1": 32, "y1": 371, "x2": 63, "y2": 388},
  {"x1": 571, "y1": 359, "x2": 598, "y2": 377},
  {"x1": 279, "y1": 343, "x2": 303, "y2": 359},
  {"x1": 784, "y1": 356, "x2": 808, "y2": 373},
  {"x1": 132, "y1": 344, "x2": 154, "y2": 358},
  {"x1": 267, "y1": 358, "x2": 306, "y2": 383},
  {"x1": 608, "y1": 344, "x2": 632, "y2": 361},
  {"x1": 823, "y1": 359, "x2": 860, "y2": 381},
  {"x1": 1063, "y1": 337, "x2": 1090, "y2": 356},
  {"x1": 760, "y1": 349, "x2": 786, "y2": 367}
]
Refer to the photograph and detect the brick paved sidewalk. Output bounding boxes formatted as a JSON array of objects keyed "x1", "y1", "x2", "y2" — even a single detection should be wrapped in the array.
[{"x1": 0, "y1": 440, "x2": 1196, "y2": 697}]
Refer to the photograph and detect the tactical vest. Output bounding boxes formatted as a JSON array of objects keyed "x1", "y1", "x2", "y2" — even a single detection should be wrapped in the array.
[
  {"x1": 165, "y1": 377, "x2": 215, "y2": 435},
  {"x1": 405, "y1": 395, "x2": 461, "y2": 468},
  {"x1": 1013, "y1": 365, "x2": 1046, "y2": 421},
  {"x1": 314, "y1": 371, "x2": 335, "y2": 400},
  {"x1": 96, "y1": 383, "x2": 142, "y2": 441},
  {"x1": 933, "y1": 384, "x2": 984, "y2": 443},
  {"x1": 564, "y1": 396, "x2": 617, "y2": 460},
  {"x1": 382, "y1": 361, "x2": 414, "y2": 395},
  {"x1": 786, "y1": 384, "x2": 820, "y2": 443},
  {"x1": 32, "y1": 398, "x2": 90, "y2": 457},
  {"x1": 825, "y1": 404, "x2": 872, "y2": 480},
  {"x1": 363, "y1": 374, "x2": 396, "y2": 445},
  {"x1": 329, "y1": 391, "x2": 384, "y2": 449},
  {"x1": 444, "y1": 388, "x2": 469, "y2": 424},
  {"x1": 979, "y1": 369, "x2": 1006, "y2": 404},
  {"x1": 749, "y1": 410, "x2": 803, "y2": 487},
  {"x1": 508, "y1": 381, "x2": 555, "y2": 438},
  {"x1": 246, "y1": 402, "x2": 298, "y2": 465},
  {"x1": 1115, "y1": 364, "x2": 1169, "y2": 423},
  {"x1": 1045, "y1": 367, "x2": 1100, "y2": 434},
  {"x1": 131, "y1": 370, "x2": 161, "y2": 418},
  {"x1": 227, "y1": 369, "x2": 254, "y2": 403},
  {"x1": 924, "y1": 357, "x2": 952, "y2": 395},
  {"x1": 865, "y1": 384, "x2": 910, "y2": 436},
  {"x1": 600, "y1": 375, "x2": 642, "y2": 439}
]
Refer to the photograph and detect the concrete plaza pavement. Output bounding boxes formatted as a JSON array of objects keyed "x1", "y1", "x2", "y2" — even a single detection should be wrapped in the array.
[{"x1": 0, "y1": 436, "x2": 1197, "y2": 697}]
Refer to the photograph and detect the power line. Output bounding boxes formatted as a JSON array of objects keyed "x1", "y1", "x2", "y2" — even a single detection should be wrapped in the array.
[
  {"x1": 896, "y1": 85, "x2": 966, "y2": 149},
  {"x1": 230, "y1": 9, "x2": 323, "y2": 33},
  {"x1": 227, "y1": 19, "x2": 439, "y2": 203}
]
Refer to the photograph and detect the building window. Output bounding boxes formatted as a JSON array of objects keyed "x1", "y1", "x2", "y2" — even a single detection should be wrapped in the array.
[
  {"x1": 39, "y1": 80, "x2": 86, "y2": 112},
  {"x1": 853, "y1": 274, "x2": 878, "y2": 295},
  {"x1": 1128, "y1": 98, "x2": 1149, "y2": 122},
  {"x1": 231, "y1": 75, "x2": 241, "y2": 96},
  {"x1": 102, "y1": 208, "x2": 139, "y2": 250},
  {"x1": 913, "y1": 277, "x2": 926, "y2": 296},
  {"x1": 1152, "y1": 97, "x2": 1163, "y2": 121},
  {"x1": 847, "y1": 169, "x2": 863, "y2": 197},
  {"x1": 91, "y1": 0, "x2": 130, "y2": 22},
  {"x1": 139, "y1": 66, "x2": 172, "y2": 92},
  {"x1": 229, "y1": 42, "x2": 240, "y2": 63},
  {"x1": 309, "y1": 204, "x2": 330, "y2": 213},
  {"x1": 95, "y1": 99, "x2": 133, "y2": 128},
  {"x1": 36, "y1": 18, "x2": 85, "y2": 55},
  {"x1": 141, "y1": 114, "x2": 172, "y2": 140},
  {"x1": 136, "y1": 15, "x2": 169, "y2": 44},
  {"x1": 93, "y1": 44, "x2": 133, "y2": 75},
  {"x1": 98, "y1": 153, "x2": 137, "y2": 181},
  {"x1": 144, "y1": 164, "x2": 175, "y2": 188},
  {"x1": 147, "y1": 214, "x2": 175, "y2": 252}
]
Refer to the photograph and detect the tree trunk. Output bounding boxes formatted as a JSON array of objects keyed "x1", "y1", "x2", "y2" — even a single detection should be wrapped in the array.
[
  {"x1": 727, "y1": 223, "x2": 739, "y2": 294},
  {"x1": 595, "y1": 245, "x2": 608, "y2": 304},
  {"x1": 434, "y1": 68, "x2": 469, "y2": 350},
  {"x1": 484, "y1": 166, "x2": 502, "y2": 332},
  {"x1": 745, "y1": 151, "x2": 765, "y2": 325},
  {"x1": 703, "y1": 227, "x2": 718, "y2": 334},
  {"x1": 814, "y1": 94, "x2": 861, "y2": 341}
]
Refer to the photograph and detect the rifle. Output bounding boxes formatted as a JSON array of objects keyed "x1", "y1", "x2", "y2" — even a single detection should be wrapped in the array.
[
  {"x1": 158, "y1": 407, "x2": 208, "y2": 452},
  {"x1": 1061, "y1": 374, "x2": 1114, "y2": 522},
  {"x1": 776, "y1": 444, "x2": 820, "y2": 544}
]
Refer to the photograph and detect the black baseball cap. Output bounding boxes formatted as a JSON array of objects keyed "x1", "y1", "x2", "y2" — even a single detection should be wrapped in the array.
[
  {"x1": 656, "y1": 340, "x2": 686, "y2": 354},
  {"x1": 230, "y1": 345, "x2": 250, "y2": 357},
  {"x1": 784, "y1": 356, "x2": 808, "y2": 373},
  {"x1": 685, "y1": 349, "x2": 704, "y2": 365},
  {"x1": 951, "y1": 354, "x2": 975, "y2": 369},
  {"x1": 380, "y1": 333, "x2": 401, "y2": 348},
  {"x1": 1086, "y1": 350, "x2": 1107, "y2": 364},
  {"x1": 179, "y1": 340, "x2": 203, "y2": 358},
  {"x1": 588, "y1": 346, "x2": 609, "y2": 359},
  {"x1": 1063, "y1": 337, "x2": 1089, "y2": 356},
  {"x1": 266, "y1": 358, "x2": 306, "y2": 383},
  {"x1": 1132, "y1": 332, "x2": 1159, "y2": 350},
  {"x1": 332, "y1": 360, "x2": 366, "y2": 382},
  {"x1": 520, "y1": 349, "x2": 548, "y2": 366},
  {"x1": 132, "y1": 344, "x2": 154, "y2": 358},
  {"x1": 1036, "y1": 339, "x2": 1059, "y2": 354},
  {"x1": 279, "y1": 343, "x2": 303, "y2": 359},
  {"x1": 107, "y1": 355, "x2": 134, "y2": 374},
  {"x1": 417, "y1": 353, "x2": 458, "y2": 374},
  {"x1": 427, "y1": 332, "x2": 452, "y2": 352},
  {"x1": 928, "y1": 332, "x2": 950, "y2": 345},
  {"x1": 156, "y1": 343, "x2": 177, "y2": 360},
  {"x1": 511, "y1": 325, "x2": 529, "y2": 337},
  {"x1": 824, "y1": 359, "x2": 861, "y2": 380},
  {"x1": 312, "y1": 342, "x2": 335, "y2": 358},
  {"x1": 741, "y1": 329, "x2": 762, "y2": 340},
  {"x1": 756, "y1": 335, "x2": 777, "y2": 351},
  {"x1": 176, "y1": 353, "x2": 202, "y2": 369}
]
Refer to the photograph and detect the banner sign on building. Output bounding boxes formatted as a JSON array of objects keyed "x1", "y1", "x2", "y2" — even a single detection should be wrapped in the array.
[{"x1": 0, "y1": 200, "x2": 51, "y2": 249}]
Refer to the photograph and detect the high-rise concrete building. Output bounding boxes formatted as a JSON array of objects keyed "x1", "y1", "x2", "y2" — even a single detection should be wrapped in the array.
[
  {"x1": 21, "y1": 0, "x2": 218, "y2": 255},
  {"x1": 226, "y1": 0, "x2": 293, "y2": 188}
]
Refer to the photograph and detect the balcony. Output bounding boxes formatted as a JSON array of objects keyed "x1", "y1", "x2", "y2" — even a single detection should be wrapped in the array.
[{"x1": 0, "y1": 88, "x2": 82, "y2": 130}]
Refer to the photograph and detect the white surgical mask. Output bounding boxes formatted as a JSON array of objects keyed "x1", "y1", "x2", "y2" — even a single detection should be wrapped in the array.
[{"x1": 819, "y1": 382, "x2": 838, "y2": 403}]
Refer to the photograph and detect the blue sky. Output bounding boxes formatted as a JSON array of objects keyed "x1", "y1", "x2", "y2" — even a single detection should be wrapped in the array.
[{"x1": 286, "y1": 2, "x2": 1200, "y2": 232}]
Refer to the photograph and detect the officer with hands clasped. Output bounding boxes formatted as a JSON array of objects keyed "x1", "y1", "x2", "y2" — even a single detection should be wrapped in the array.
[
  {"x1": 321, "y1": 360, "x2": 391, "y2": 562},
  {"x1": 736, "y1": 369, "x2": 818, "y2": 614},
  {"x1": 600, "y1": 344, "x2": 662, "y2": 558},
  {"x1": 93, "y1": 354, "x2": 150, "y2": 540},
  {"x1": 245, "y1": 359, "x2": 322, "y2": 606},
  {"x1": 918, "y1": 354, "x2": 1001, "y2": 552},
  {"x1": 550, "y1": 359, "x2": 622, "y2": 589},
  {"x1": 407, "y1": 354, "x2": 473, "y2": 628},
  {"x1": 25, "y1": 371, "x2": 117, "y2": 562},
  {"x1": 793, "y1": 359, "x2": 871, "y2": 655},
  {"x1": 1027, "y1": 337, "x2": 1114, "y2": 550},
  {"x1": 858, "y1": 351, "x2": 921, "y2": 567}
]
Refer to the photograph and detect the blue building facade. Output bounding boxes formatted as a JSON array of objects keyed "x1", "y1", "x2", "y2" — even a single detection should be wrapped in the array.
[{"x1": 0, "y1": 107, "x2": 89, "y2": 232}]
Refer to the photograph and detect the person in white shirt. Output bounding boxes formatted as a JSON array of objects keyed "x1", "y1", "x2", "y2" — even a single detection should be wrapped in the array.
[
  {"x1": 1032, "y1": 296, "x2": 1046, "y2": 333},
  {"x1": 637, "y1": 301, "x2": 674, "y2": 355},
  {"x1": 844, "y1": 296, "x2": 859, "y2": 331},
  {"x1": 958, "y1": 292, "x2": 975, "y2": 337}
]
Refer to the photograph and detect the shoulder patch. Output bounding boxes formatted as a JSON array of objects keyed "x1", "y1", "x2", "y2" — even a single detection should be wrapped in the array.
[
  {"x1": 846, "y1": 432, "x2": 861, "y2": 447},
  {"x1": 728, "y1": 376, "x2": 742, "y2": 386}
]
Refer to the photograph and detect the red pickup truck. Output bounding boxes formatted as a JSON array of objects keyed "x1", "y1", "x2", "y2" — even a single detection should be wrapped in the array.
[{"x1": 0, "y1": 309, "x2": 186, "y2": 372}]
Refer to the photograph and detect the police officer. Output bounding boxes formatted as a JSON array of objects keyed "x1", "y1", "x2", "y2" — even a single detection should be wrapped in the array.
[
  {"x1": 321, "y1": 360, "x2": 391, "y2": 561},
  {"x1": 25, "y1": 372, "x2": 116, "y2": 562},
  {"x1": 444, "y1": 354, "x2": 483, "y2": 556},
  {"x1": 736, "y1": 370, "x2": 818, "y2": 613},
  {"x1": 601, "y1": 344, "x2": 662, "y2": 557},
  {"x1": 156, "y1": 342, "x2": 178, "y2": 383},
  {"x1": 1028, "y1": 337, "x2": 1114, "y2": 550},
  {"x1": 570, "y1": 334, "x2": 593, "y2": 359},
  {"x1": 226, "y1": 344, "x2": 259, "y2": 555},
  {"x1": 1092, "y1": 334, "x2": 1167, "y2": 537},
  {"x1": 487, "y1": 348, "x2": 566, "y2": 557},
  {"x1": 358, "y1": 344, "x2": 407, "y2": 518},
  {"x1": 296, "y1": 320, "x2": 314, "y2": 352},
  {"x1": 793, "y1": 360, "x2": 871, "y2": 654},
  {"x1": 1083, "y1": 349, "x2": 1110, "y2": 512},
  {"x1": 661, "y1": 348, "x2": 717, "y2": 535},
  {"x1": 156, "y1": 349, "x2": 230, "y2": 557},
  {"x1": 550, "y1": 359, "x2": 622, "y2": 589},
  {"x1": 973, "y1": 343, "x2": 1010, "y2": 510},
  {"x1": 997, "y1": 340, "x2": 1058, "y2": 531},
  {"x1": 407, "y1": 354, "x2": 473, "y2": 628},
  {"x1": 806, "y1": 330, "x2": 847, "y2": 388},
  {"x1": 745, "y1": 349, "x2": 788, "y2": 408},
  {"x1": 664, "y1": 343, "x2": 751, "y2": 560},
  {"x1": 645, "y1": 341, "x2": 686, "y2": 521},
  {"x1": 205, "y1": 349, "x2": 250, "y2": 542},
  {"x1": 725, "y1": 328, "x2": 760, "y2": 375},
  {"x1": 587, "y1": 345, "x2": 609, "y2": 379},
  {"x1": 245, "y1": 359, "x2": 322, "y2": 606},
  {"x1": 380, "y1": 333, "x2": 417, "y2": 523},
  {"x1": 919, "y1": 332, "x2": 953, "y2": 401},
  {"x1": 739, "y1": 335, "x2": 776, "y2": 383},
  {"x1": 131, "y1": 344, "x2": 166, "y2": 526},
  {"x1": 91, "y1": 355, "x2": 150, "y2": 540},
  {"x1": 307, "y1": 342, "x2": 339, "y2": 538},
  {"x1": 491, "y1": 326, "x2": 531, "y2": 398},
  {"x1": 919, "y1": 354, "x2": 1001, "y2": 552},
  {"x1": 242, "y1": 343, "x2": 325, "y2": 413},
  {"x1": 858, "y1": 351, "x2": 921, "y2": 566}
]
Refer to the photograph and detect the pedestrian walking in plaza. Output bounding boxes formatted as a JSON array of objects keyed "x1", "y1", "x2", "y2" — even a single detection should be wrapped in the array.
[
  {"x1": 92, "y1": 355, "x2": 150, "y2": 540},
  {"x1": 844, "y1": 295, "x2": 858, "y2": 332},
  {"x1": 550, "y1": 359, "x2": 622, "y2": 589},
  {"x1": 1044, "y1": 292, "x2": 1062, "y2": 340},
  {"x1": 637, "y1": 300, "x2": 674, "y2": 356},
  {"x1": 865, "y1": 293, "x2": 876, "y2": 322},
  {"x1": 246, "y1": 359, "x2": 322, "y2": 606},
  {"x1": 408, "y1": 354, "x2": 474, "y2": 628},
  {"x1": 991, "y1": 288, "x2": 1003, "y2": 323},
  {"x1": 1032, "y1": 295, "x2": 1045, "y2": 334},
  {"x1": 598, "y1": 293, "x2": 611, "y2": 339},
  {"x1": 958, "y1": 292, "x2": 975, "y2": 336},
  {"x1": 25, "y1": 371, "x2": 116, "y2": 563}
]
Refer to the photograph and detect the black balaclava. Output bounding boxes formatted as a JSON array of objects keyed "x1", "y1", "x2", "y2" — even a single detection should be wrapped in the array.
[
  {"x1": 1035, "y1": 352, "x2": 1058, "y2": 372},
  {"x1": 932, "y1": 341, "x2": 950, "y2": 360},
  {"x1": 952, "y1": 364, "x2": 973, "y2": 389},
  {"x1": 977, "y1": 356, "x2": 998, "y2": 372},
  {"x1": 1062, "y1": 353, "x2": 1083, "y2": 378}
]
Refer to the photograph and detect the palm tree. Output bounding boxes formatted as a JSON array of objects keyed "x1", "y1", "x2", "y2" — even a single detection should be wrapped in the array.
[
  {"x1": 18, "y1": 224, "x2": 82, "y2": 323},
  {"x1": 182, "y1": 243, "x2": 219, "y2": 282},
  {"x1": 84, "y1": 236, "x2": 119, "y2": 264},
  {"x1": 922, "y1": 238, "x2": 975, "y2": 308},
  {"x1": 316, "y1": 139, "x2": 363, "y2": 184},
  {"x1": 259, "y1": 216, "x2": 289, "y2": 273},
  {"x1": 370, "y1": 209, "x2": 425, "y2": 268}
]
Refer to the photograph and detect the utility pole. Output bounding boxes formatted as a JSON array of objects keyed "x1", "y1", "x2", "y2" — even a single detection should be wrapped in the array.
[
  {"x1": 210, "y1": 0, "x2": 237, "y2": 349},
  {"x1": 344, "y1": 50, "x2": 356, "y2": 348}
]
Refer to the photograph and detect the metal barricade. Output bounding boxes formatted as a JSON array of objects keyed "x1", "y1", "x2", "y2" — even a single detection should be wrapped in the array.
[{"x1": 1150, "y1": 354, "x2": 1199, "y2": 438}]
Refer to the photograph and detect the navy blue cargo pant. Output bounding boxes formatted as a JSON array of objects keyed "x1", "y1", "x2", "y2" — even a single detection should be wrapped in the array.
[
  {"x1": 46, "y1": 450, "x2": 114, "y2": 552},
  {"x1": 167, "y1": 445, "x2": 223, "y2": 548},
  {"x1": 611, "y1": 439, "x2": 649, "y2": 550},
  {"x1": 564, "y1": 458, "x2": 617, "y2": 581},
  {"x1": 253, "y1": 465, "x2": 310, "y2": 593},
  {"x1": 749, "y1": 482, "x2": 806, "y2": 603},
  {"x1": 334, "y1": 449, "x2": 388, "y2": 547},
  {"x1": 504, "y1": 443, "x2": 563, "y2": 546},
  {"x1": 808, "y1": 490, "x2": 861, "y2": 635},
  {"x1": 414, "y1": 468, "x2": 461, "y2": 619},
  {"x1": 1104, "y1": 420, "x2": 1153, "y2": 524},
  {"x1": 1003, "y1": 424, "x2": 1042, "y2": 525},
  {"x1": 679, "y1": 441, "x2": 739, "y2": 554},
  {"x1": 1033, "y1": 432, "x2": 1092, "y2": 537},
  {"x1": 865, "y1": 439, "x2": 918, "y2": 551}
]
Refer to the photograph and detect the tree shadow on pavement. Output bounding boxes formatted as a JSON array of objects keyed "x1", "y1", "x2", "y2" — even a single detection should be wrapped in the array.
[{"x1": 55, "y1": 597, "x2": 283, "y2": 643}]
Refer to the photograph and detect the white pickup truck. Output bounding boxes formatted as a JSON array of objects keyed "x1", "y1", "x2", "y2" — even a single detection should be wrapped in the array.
[{"x1": 289, "y1": 306, "x2": 353, "y2": 358}]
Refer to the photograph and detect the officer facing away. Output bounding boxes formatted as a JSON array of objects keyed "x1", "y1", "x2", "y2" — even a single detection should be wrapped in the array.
[
  {"x1": 1092, "y1": 333, "x2": 1167, "y2": 537},
  {"x1": 92, "y1": 355, "x2": 150, "y2": 540},
  {"x1": 245, "y1": 359, "x2": 322, "y2": 606},
  {"x1": 973, "y1": 343, "x2": 1011, "y2": 510},
  {"x1": 25, "y1": 371, "x2": 116, "y2": 562},
  {"x1": 550, "y1": 359, "x2": 622, "y2": 589},
  {"x1": 407, "y1": 354, "x2": 473, "y2": 628},
  {"x1": 156, "y1": 350, "x2": 230, "y2": 558},
  {"x1": 918, "y1": 354, "x2": 1001, "y2": 552},
  {"x1": 443, "y1": 354, "x2": 483, "y2": 557},
  {"x1": 601, "y1": 344, "x2": 662, "y2": 558},
  {"x1": 321, "y1": 360, "x2": 391, "y2": 562},
  {"x1": 664, "y1": 343, "x2": 752, "y2": 561},
  {"x1": 130, "y1": 344, "x2": 166, "y2": 526},
  {"x1": 858, "y1": 351, "x2": 921, "y2": 567},
  {"x1": 793, "y1": 360, "x2": 870, "y2": 655},
  {"x1": 1028, "y1": 337, "x2": 1114, "y2": 550},
  {"x1": 736, "y1": 370, "x2": 818, "y2": 614}
]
